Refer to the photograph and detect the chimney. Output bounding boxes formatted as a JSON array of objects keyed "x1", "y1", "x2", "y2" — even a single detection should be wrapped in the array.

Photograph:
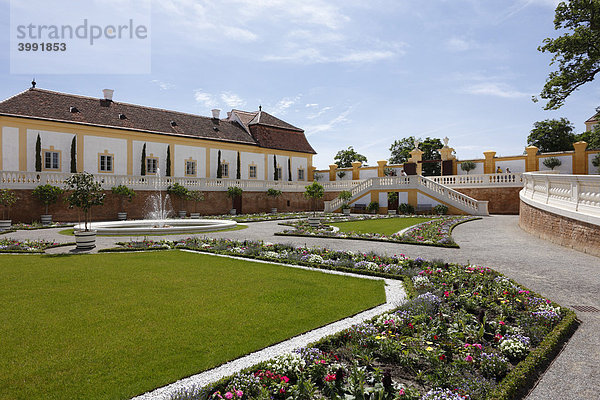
[
  {"x1": 211, "y1": 109, "x2": 220, "y2": 119},
  {"x1": 102, "y1": 89, "x2": 114, "y2": 101}
]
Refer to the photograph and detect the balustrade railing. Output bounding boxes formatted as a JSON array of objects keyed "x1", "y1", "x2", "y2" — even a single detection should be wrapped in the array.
[
  {"x1": 520, "y1": 173, "x2": 600, "y2": 220},
  {"x1": 430, "y1": 173, "x2": 523, "y2": 187}
]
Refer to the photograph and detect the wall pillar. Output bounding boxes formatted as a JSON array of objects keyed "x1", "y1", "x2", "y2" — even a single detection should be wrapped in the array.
[
  {"x1": 377, "y1": 160, "x2": 387, "y2": 177},
  {"x1": 308, "y1": 166, "x2": 317, "y2": 181},
  {"x1": 483, "y1": 150, "x2": 496, "y2": 174},
  {"x1": 329, "y1": 164, "x2": 338, "y2": 181},
  {"x1": 409, "y1": 149, "x2": 423, "y2": 175},
  {"x1": 573, "y1": 141, "x2": 588, "y2": 174},
  {"x1": 351, "y1": 161, "x2": 362, "y2": 180},
  {"x1": 525, "y1": 146, "x2": 539, "y2": 172}
]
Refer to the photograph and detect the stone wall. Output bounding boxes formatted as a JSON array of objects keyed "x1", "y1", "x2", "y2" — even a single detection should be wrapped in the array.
[
  {"x1": 454, "y1": 187, "x2": 522, "y2": 214},
  {"x1": 5, "y1": 189, "x2": 336, "y2": 223},
  {"x1": 519, "y1": 200, "x2": 600, "y2": 257}
]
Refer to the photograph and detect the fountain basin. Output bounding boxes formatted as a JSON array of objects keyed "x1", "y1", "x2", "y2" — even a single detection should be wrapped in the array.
[{"x1": 77, "y1": 219, "x2": 237, "y2": 235}]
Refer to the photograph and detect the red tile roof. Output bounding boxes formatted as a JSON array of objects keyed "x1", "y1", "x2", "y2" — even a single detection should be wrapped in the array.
[{"x1": 0, "y1": 88, "x2": 316, "y2": 154}]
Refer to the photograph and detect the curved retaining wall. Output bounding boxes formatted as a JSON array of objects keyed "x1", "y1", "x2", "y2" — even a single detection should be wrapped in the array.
[{"x1": 519, "y1": 199, "x2": 600, "y2": 257}]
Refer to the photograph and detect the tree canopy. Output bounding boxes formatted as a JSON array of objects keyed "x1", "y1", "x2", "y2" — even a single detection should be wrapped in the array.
[
  {"x1": 389, "y1": 136, "x2": 443, "y2": 176},
  {"x1": 576, "y1": 124, "x2": 600, "y2": 149},
  {"x1": 333, "y1": 146, "x2": 367, "y2": 168},
  {"x1": 527, "y1": 118, "x2": 576, "y2": 152},
  {"x1": 538, "y1": 0, "x2": 600, "y2": 110}
]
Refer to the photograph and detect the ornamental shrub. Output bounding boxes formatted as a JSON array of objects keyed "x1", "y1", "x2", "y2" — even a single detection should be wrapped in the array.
[
  {"x1": 32, "y1": 184, "x2": 63, "y2": 214},
  {"x1": 398, "y1": 203, "x2": 415, "y2": 215},
  {"x1": 433, "y1": 204, "x2": 448, "y2": 215},
  {"x1": 542, "y1": 157, "x2": 561, "y2": 170}
]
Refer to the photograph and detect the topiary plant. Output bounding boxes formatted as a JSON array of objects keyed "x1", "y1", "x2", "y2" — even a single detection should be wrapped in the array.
[
  {"x1": 543, "y1": 157, "x2": 562, "y2": 170},
  {"x1": 0, "y1": 189, "x2": 18, "y2": 220},
  {"x1": 167, "y1": 183, "x2": 189, "y2": 211},
  {"x1": 366, "y1": 201, "x2": 379, "y2": 214},
  {"x1": 460, "y1": 161, "x2": 476, "y2": 175},
  {"x1": 338, "y1": 190, "x2": 352, "y2": 210},
  {"x1": 65, "y1": 172, "x2": 105, "y2": 231},
  {"x1": 304, "y1": 182, "x2": 324, "y2": 216},
  {"x1": 111, "y1": 185, "x2": 136, "y2": 213},
  {"x1": 398, "y1": 203, "x2": 415, "y2": 215},
  {"x1": 433, "y1": 204, "x2": 449, "y2": 215},
  {"x1": 32, "y1": 184, "x2": 63, "y2": 215}
]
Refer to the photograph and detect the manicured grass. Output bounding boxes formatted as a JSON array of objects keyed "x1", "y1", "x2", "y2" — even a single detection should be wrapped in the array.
[
  {"x1": 331, "y1": 216, "x2": 433, "y2": 235},
  {"x1": 0, "y1": 251, "x2": 385, "y2": 400}
]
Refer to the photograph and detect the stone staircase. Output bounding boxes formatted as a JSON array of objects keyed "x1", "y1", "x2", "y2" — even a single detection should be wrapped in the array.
[{"x1": 324, "y1": 175, "x2": 489, "y2": 216}]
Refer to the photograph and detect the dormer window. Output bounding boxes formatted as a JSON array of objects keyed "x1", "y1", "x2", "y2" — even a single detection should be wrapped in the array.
[
  {"x1": 118, "y1": 113, "x2": 127, "y2": 120},
  {"x1": 69, "y1": 106, "x2": 79, "y2": 113},
  {"x1": 170, "y1": 121, "x2": 177, "y2": 127}
]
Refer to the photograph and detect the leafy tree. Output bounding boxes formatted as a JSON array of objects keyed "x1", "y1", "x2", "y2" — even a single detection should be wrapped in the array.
[
  {"x1": 70, "y1": 136, "x2": 77, "y2": 173},
  {"x1": 35, "y1": 134, "x2": 41, "y2": 172},
  {"x1": 576, "y1": 124, "x2": 600, "y2": 149},
  {"x1": 334, "y1": 146, "x2": 367, "y2": 168},
  {"x1": 527, "y1": 118, "x2": 575, "y2": 152},
  {"x1": 65, "y1": 172, "x2": 105, "y2": 231},
  {"x1": 304, "y1": 182, "x2": 324, "y2": 216},
  {"x1": 389, "y1": 136, "x2": 415, "y2": 165},
  {"x1": 33, "y1": 184, "x2": 63, "y2": 215},
  {"x1": 274, "y1": 155, "x2": 278, "y2": 181},
  {"x1": 389, "y1": 137, "x2": 443, "y2": 176},
  {"x1": 460, "y1": 161, "x2": 477, "y2": 175},
  {"x1": 236, "y1": 151, "x2": 241, "y2": 179},
  {"x1": 538, "y1": 0, "x2": 600, "y2": 110},
  {"x1": 288, "y1": 158, "x2": 292, "y2": 181},
  {"x1": 543, "y1": 156, "x2": 562, "y2": 170},
  {"x1": 592, "y1": 153, "x2": 600, "y2": 172},
  {"x1": 110, "y1": 185, "x2": 135, "y2": 213}
]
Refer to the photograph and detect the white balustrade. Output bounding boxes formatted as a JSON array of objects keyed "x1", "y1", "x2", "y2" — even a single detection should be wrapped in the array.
[
  {"x1": 430, "y1": 173, "x2": 523, "y2": 187},
  {"x1": 520, "y1": 173, "x2": 600, "y2": 225}
]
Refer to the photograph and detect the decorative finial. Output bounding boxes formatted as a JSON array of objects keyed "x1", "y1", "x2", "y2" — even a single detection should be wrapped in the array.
[
  {"x1": 413, "y1": 138, "x2": 421, "y2": 149},
  {"x1": 31, "y1": 79, "x2": 36, "y2": 89},
  {"x1": 259, "y1": 105, "x2": 262, "y2": 111},
  {"x1": 443, "y1": 136, "x2": 449, "y2": 147}
]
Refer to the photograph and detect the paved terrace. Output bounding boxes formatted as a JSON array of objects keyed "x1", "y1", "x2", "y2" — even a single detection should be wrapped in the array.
[{"x1": 4, "y1": 215, "x2": 599, "y2": 399}]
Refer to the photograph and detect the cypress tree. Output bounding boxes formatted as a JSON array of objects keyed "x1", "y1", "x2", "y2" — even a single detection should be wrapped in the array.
[
  {"x1": 217, "y1": 150, "x2": 222, "y2": 178},
  {"x1": 70, "y1": 136, "x2": 77, "y2": 173},
  {"x1": 273, "y1": 155, "x2": 278, "y2": 181},
  {"x1": 236, "y1": 151, "x2": 241, "y2": 179},
  {"x1": 141, "y1": 143, "x2": 146, "y2": 176},
  {"x1": 166, "y1": 145, "x2": 171, "y2": 176},
  {"x1": 35, "y1": 134, "x2": 42, "y2": 172},
  {"x1": 288, "y1": 158, "x2": 292, "y2": 181}
]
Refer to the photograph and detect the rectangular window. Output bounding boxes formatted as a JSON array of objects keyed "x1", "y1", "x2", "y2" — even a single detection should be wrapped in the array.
[
  {"x1": 44, "y1": 151, "x2": 60, "y2": 170},
  {"x1": 297, "y1": 168, "x2": 305, "y2": 181},
  {"x1": 146, "y1": 158, "x2": 158, "y2": 174},
  {"x1": 249, "y1": 165, "x2": 257, "y2": 178},
  {"x1": 185, "y1": 160, "x2": 196, "y2": 176},
  {"x1": 99, "y1": 154, "x2": 113, "y2": 172},
  {"x1": 221, "y1": 163, "x2": 229, "y2": 178}
]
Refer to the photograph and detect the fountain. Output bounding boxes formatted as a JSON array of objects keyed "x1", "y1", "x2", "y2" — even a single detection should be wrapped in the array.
[{"x1": 76, "y1": 169, "x2": 237, "y2": 235}]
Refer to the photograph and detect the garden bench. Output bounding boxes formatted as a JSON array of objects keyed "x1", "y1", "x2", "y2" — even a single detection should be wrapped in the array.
[
  {"x1": 353, "y1": 203, "x2": 366, "y2": 212},
  {"x1": 416, "y1": 203, "x2": 433, "y2": 213}
]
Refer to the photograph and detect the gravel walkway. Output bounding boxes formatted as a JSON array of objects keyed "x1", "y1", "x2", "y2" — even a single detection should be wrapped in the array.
[{"x1": 3, "y1": 215, "x2": 599, "y2": 399}]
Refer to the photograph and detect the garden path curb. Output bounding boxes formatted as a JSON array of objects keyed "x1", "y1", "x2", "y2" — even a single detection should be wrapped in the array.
[{"x1": 131, "y1": 253, "x2": 406, "y2": 400}]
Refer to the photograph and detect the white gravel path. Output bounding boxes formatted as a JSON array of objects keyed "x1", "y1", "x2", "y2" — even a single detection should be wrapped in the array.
[{"x1": 131, "y1": 250, "x2": 407, "y2": 400}]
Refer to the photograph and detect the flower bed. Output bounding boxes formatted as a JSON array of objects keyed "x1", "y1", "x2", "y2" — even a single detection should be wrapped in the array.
[
  {"x1": 202, "y1": 212, "x2": 329, "y2": 223},
  {"x1": 0, "y1": 221, "x2": 74, "y2": 235},
  {"x1": 0, "y1": 238, "x2": 71, "y2": 253},
  {"x1": 103, "y1": 238, "x2": 577, "y2": 400},
  {"x1": 276, "y1": 215, "x2": 478, "y2": 248}
]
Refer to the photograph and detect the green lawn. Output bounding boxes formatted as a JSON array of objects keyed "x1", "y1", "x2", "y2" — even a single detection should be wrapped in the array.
[
  {"x1": 331, "y1": 217, "x2": 434, "y2": 235},
  {"x1": 0, "y1": 251, "x2": 385, "y2": 400}
]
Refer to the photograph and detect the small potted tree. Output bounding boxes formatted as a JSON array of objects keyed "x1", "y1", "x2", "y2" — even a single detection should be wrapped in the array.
[
  {"x1": 304, "y1": 181, "x2": 324, "y2": 226},
  {"x1": 188, "y1": 190, "x2": 205, "y2": 218},
  {"x1": 65, "y1": 172, "x2": 105, "y2": 249},
  {"x1": 543, "y1": 157, "x2": 562, "y2": 171},
  {"x1": 111, "y1": 185, "x2": 135, "y2": 221},
  {"x1": 266, "y1": 188, "x2": 282, "y2": 214},
  {"x1": 387, "y1": 192, "x2": 398, "y2": 215},
  {"x1": 32, "y1": 184, "x2": 63, "y2": 225},
  {"x1": 460, "y1": 161, "x2": 476, "y2": 175},
  {"x1": 367, "y1": 201, "x2": 380, "y2": 214},
  {"x1": 0, "y1": 189, "x2": 18, "y2": 231},
  {"x1": 338, "y1": 190, "x2": 352, "y2": 215},
  {"x1": 227, "y1": 186, "x2": 243, "y2": 215},
  {"x1": 167, "y1": 183, "x2": 189, "y2": 218}
]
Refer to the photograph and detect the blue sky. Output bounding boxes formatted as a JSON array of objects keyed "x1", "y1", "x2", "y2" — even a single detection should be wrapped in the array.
[{"x1": 1, "y1": 0, "x2": 597, "y2": 168}]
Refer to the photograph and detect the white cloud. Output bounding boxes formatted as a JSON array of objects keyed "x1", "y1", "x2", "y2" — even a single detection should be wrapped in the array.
[
  {"x1": 305, "y1": 107, "x2": 352, "y2": 136},
  {"x1": 194, "y1": 89, "x2": 218, "y2": 108},
  {"x1": 269, "y1": 95, "x2": 302, "y2": 116},
  {"x1": 463, "y1": 82, "x2": 530, "y2": 98},
  {"x1": 305, "y1": 103, "x2": 319, "y2": 108},
  {"x1": 445, "y1": 37, "x2": 474, "y2": 52},
  {"x1": 220, "y1": 92, "x2": 246, "y2": 108},
  {"x1": 151, "y1": 80, "x2": 174, "y2": 90},
  {"x1": 264, "y1": 47, "x2": 399, "y2": 64},
  {"x1": 307, "y1": 106, "x2": 332, "y2": 119}
]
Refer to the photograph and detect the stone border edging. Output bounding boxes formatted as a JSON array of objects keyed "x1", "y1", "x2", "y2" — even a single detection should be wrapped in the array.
[{"x1": 131, "y1": 250, "x2": 406, "y2": 400}]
